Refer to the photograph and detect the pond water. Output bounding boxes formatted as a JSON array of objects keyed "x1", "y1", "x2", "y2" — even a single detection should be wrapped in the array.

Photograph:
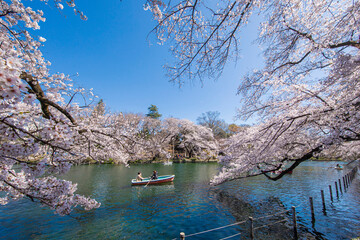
[{"x1": 0, "y1": 161, "x2": 359, "y2": 239}]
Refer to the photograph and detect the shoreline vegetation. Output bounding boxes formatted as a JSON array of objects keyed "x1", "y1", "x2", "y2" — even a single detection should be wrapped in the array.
[
  {"x1": 22, "y1": 154, "x2": 350, "y2": 166},
  {"x1": 78, "y1": 156, "x2": 346, "y2": 165},
  {"x1": 82, "y1": 157, "x2": 219, "y2": 165},
  {"x1": 23, "y1": 154, "x2": 351, "y2": 166}
]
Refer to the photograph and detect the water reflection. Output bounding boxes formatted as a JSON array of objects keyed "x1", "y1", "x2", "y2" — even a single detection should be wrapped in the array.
[{"x1": 0, "y1": 161, "x2": 359, "y2": 239}]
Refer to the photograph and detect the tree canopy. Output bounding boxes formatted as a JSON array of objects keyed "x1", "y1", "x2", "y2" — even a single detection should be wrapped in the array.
[
  {"x1": 146, "y1": 0, "x2": 360, "y2": 184},
  {"x1": 0, "y1": 0, "x2": 103, "y2": 215}
]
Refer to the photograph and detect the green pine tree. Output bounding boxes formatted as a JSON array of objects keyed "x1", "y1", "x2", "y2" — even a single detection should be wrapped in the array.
[{"x1": 146, "y1": 104, "x2": 162, "y2": 119}]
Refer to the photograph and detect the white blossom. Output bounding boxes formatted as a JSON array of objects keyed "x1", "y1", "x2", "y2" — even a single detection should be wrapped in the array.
[{"x1": 38, "y1": 36, "x2": 46, "y2": 42}]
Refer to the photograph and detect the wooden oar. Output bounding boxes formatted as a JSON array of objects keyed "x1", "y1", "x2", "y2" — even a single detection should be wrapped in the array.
[{"x1": 144, "y1": 178, "x2": 152, "y2": 188}]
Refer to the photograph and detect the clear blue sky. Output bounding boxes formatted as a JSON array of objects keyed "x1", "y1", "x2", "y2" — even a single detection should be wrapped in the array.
[{"x1": 31, "y1": 0, "x2": 262, "y2": 124}]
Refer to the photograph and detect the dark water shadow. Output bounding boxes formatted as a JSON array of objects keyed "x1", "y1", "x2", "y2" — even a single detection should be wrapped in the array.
[{"x1": 211, "y1": 189, "x2": 326, "y2": 240}]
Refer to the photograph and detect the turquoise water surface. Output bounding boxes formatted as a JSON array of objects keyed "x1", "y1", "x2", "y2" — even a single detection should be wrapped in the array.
[{"x1": 0, "y1": 161, "x2": 359, "y2": 239}]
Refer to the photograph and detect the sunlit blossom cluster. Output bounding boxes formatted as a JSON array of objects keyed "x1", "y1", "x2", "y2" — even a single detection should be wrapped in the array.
[{"x1": 0, "y1": 0, "x2": 96, "y2": 215}]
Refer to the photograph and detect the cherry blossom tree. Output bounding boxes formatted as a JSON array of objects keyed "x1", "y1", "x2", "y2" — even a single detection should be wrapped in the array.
[
  {"x1": 0, "y1": 0, "x2": 100, "y2": 215},
  {"x1": 145, "y1": 0, "x2": 360, "y2": 184},
  {"x1": 113, "y1": 113, "x2": 171, "y2": 162},
  {"x1": 166, "y1": 118, "x2": 218, "y2": 160},
  {"x1": 0, "y1": 0, "x2": 219, "y2": 215},
  {"x1": 70, "y1": 108, "x2": 132, "y2": 165},
  {"x1": 109, "y1": 115, "x2": 219, "y2": 162}
]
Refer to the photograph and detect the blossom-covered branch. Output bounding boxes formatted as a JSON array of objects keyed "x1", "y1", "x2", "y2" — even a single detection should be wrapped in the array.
[{"x1": 146, "y1": 0, "x2": 360, "y2": 184}]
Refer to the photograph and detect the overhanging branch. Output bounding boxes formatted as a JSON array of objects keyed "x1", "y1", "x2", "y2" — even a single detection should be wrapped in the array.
[{"x1": 20, "y1": 72, "x2": 77, "y2": 125}]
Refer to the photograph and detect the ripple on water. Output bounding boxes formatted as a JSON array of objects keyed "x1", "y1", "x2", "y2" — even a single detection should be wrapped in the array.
[{"x1": 0, "y1": 162, "x2": 359, "y2": 239}]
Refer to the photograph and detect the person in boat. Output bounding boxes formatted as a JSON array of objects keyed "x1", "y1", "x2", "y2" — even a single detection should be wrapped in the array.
[
  {"x1": 136, "y1": 172, "x2": 144, "y2": 182},
  {"x1": 151, "y1": 170, "x2": 158, "y2": 180},
  {"x1": 335, "y1": 164, "x2": 342, "y2": 169}
]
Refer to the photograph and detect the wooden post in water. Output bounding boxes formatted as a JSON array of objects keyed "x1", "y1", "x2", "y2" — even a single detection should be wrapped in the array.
[
  {"x1": 353, "y1": 168, "x2": 356, "y2": 179},
  {"x1": 180, "y1": 232, "x2": 185, "y2": 240},
  {"x1": 329, "y1": 185, "x2": 333, "y2": 202},
  {"x1": 335, "y1": 181, "x2": 339, "y2": 198},
  {"x1": 321, "y1": 190, "x2": 326, "y2": 214},
  {"x1": 292, "y1": 206, "x2": 298, "y2": 240},
  {"x1": 309, "y1": 197, "x2": 315, "y2": 221},
  {"x1": 338, "y1": 179, "x2": 343, "y2": 194},
  {"x1": 343, "y1": 176, "x2": 346, "y2": 190},
  {"x1": 249, "y1": 217, "x2": 254, "y2": 240}
]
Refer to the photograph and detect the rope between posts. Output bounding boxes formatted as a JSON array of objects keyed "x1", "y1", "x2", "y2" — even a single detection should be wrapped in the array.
[
  {"x1": 250, "y1": 200, "x2": 305, "y2": 221},
  {"x1": 175, "y1": 203, "x2": 305, "y2": 239},
  {"x1": 182, "y1": 220, "x2": 247, "y2": 238},
  {"x1": 218, "y1": 232, "x2": 241, "y2": 240},
  {"x1": 219, "y1": 218, "x2": 290, "y2": 240},
  {"x1": 295, "y1": 200, "x2": 306, "y2": 208},
  {"x1": 174, "y1": 166, "x2": 359, "y2": 240}
]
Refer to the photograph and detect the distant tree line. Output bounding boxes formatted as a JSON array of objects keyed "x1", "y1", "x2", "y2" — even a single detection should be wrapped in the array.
[{"x1": 197, "y1": 111, "x2": 249, "y2": 139}]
